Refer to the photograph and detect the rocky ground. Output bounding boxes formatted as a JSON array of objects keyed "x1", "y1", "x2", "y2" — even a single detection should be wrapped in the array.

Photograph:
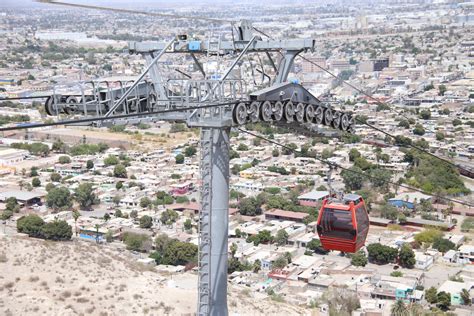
[{"x1": 0, "y1": 235, "x2": 311, "y2": 316}]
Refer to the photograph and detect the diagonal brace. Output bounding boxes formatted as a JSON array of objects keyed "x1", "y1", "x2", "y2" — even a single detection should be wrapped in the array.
[{"x1": 104, "y1": 37, "x2": 176, "y2": 117}]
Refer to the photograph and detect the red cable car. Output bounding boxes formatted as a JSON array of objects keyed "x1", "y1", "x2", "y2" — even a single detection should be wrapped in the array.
[{"x1": 316, "y1": 194, "x2": 369, "y2": 253}]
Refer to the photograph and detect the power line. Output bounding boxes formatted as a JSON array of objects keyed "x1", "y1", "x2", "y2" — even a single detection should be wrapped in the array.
[
  {"x1": 0, "y1": 96, "x2": 49, "y2": 101},
  {"x1": 0, "y1": 100, "x2": 240, "y2": 132},
  {"x1": 298, "y1": 55, "x2": 469, "y2": 173},
  {"x1": 237, "y1": 127, "x2": 474, "y2": 208},
  {"x1": 299, "y1": 55, "x2": 411, "y2": 119},
  {"x1": 36, "y1": 0, "x2": 233, "y2": 24},
  {"x1": 358, "y1": 118, "x2": 464, "y2": 171}
]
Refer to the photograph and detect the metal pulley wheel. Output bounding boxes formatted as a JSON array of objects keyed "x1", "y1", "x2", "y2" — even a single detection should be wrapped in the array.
[
  {"x1": 332, "y1": 111, "x2": 341, "y2": 129},
  {"x1": 148, "y1": 94, "x2": 157, "y2": 112},
  {"x1": 44, "y1": 95, "x2": 60, "y2": 116},
  {"x1": 127, "y1": 98, "x2": 138, "y2": 113},
  {"x1": 260, "y1": 101, "x2": 273, "y2": 122},
  {"x1": 304, "y1": 104, "x2": 315, "y2": 123},
  {"x1": 248, "y1": 101, "x2": 260, "y2": 123},
  {"x1": 64, "y1": 96, "x2": 78, "y2": 115},
  {"x1": 340, "y1": 113, "x2": 350, "y2": 131},
  {"x1": 323, "y1": 108, "x2": 333, "y2": 126},
  {"x1": 272, "y1": 101, "x2": 284, "y2": 121},
  {"x1": 232, "y1": 102, "x2": 248, "y2": 125},
  {"x1": 347, "y1": 116, "x2": 356, "y2": 133},
  {"x1": 283, "y1": 101, "x2": 295, "y2": 122},
  {"x1": 314, "y1": 105, "x2": 324, "y2": 124},
  {"x1": 295, "y1": 102, "x2": 305, "y2": 123}
]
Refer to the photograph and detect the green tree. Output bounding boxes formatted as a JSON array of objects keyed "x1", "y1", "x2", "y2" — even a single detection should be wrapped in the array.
[
  {"x1": 175, "y1": 154, "x2": 185, "y2": 164},
  {"x1": 425, "y1": 286, "x2": 438, "y2": 304},
  {"x1": 6, "y1": 197, "x2": 20, "y2": 213},
  {"x1": 436, "y1": 291, "x2": 451, "y2": 311},
  {"x1": 155, "y1": 234, "x2": 173, "y2": 252},
  {"x1": 238, "y1": 197, "x2": 262, "y2": 216},
  {"x1": 130, "y1": 210, "x2": 138, "y2": 219},
  {"x1": 321, "y1": 148, "x2": 334, "y2": 160},
  {"x1": 350, "y1": 251, "x2": 368, "y2": 267},
  {"x1": 50, "y1": 172, "x2": 61, "y2": 182},
  {"x1": 306, "y1": 239, "x2": 323, "y2": 252},
  {"x1": 272, "y1": 148, "x2": 280, "y2": 157},
  {"x1": 140, "y1": 197, "x2": 152, "y2": 208},
  {"x1": 161, "y1": 240, "x2": 198, "y2": 266},
  {"x1": 115, "y1": 181, "x2": 123, "y2": 190},
  {"x1": 237, "y1": 143, "x2": 248, "y2": 151},
  {"x1": 414, "y1": 229, "x2": 443, "y2": 245},
  {"x1": 230, "y1": 149, "x2": 240, "y2": 160},
  {"x1": 31, "y1": 177, "x2": 41, "y2": 187},
  {"x1": 435, "y1": 131, "x2": 445, "y2": 141},
  {"x1": 52, "y1": 139, "x2": 66, "y2": 153},
  {"x1": 398, "y1": 244, "x2": 416, "y2": 268},
  {"x1": 105, "y1": 230, "x2": 113, "y2": 243},
  {"x1": 74, "y1": 182, "x2": 97, "y2": 210},
  {"x1": 114, "y1": 209, "x2": 123, "y2": 218},
  {"x1": 184, "y1": 218, "x2": 192, "y2": 231},
  {"x1": 265, "y1": 187, "x2": 281, "y2": 195},
  {"x1": 86, "y1": 160, "x2": 94, "y2": 169},
  {"x1": 123, "y1": 233, "x2": 151, "y2": 252},
  {"x1": 460, "y1": 288, "x2": 471, "y2": 306},
  {"x1": 253, "y1": 259, "x2": 261, "y2": 273},
  {"x1": 103, "y1": 213, "x2": 111, "y2": 222},
  {"x1": 58, "y1": 155, "x2": 71, "y2": 164},
  {"x1": 341, "y1": 166, "x2": 365, "y2": 190},
  {"x1": 438, "y1": 84, "x2": 447, "y2": 96},
  {"x1": 1, "y1": 210, "x2": 13, "y2": 220},
  {"x1": 46, "y1": 186, "x2": 72, "y2": 210},
  {"x1": 139, "y1": 215, "x2": 153, "y2": 229},
  {"x1": 452, "y1": 118, "x2": 462, "y2": 126},
  {"x1": 380, "y1": 203, "x2": 399, "y2": 220},
  {"x1": 113, "y1": 164, "x2": 127, "y2": 178},
  {"x1": 390, "y1": 300, "x2": 408, "y2": 316},
  {"x1": 432, "y1": 238, "x2": 455, "y2": 253},
  {"x1": 16, "y1": 214, "x2": 45, "y2": 238},
  {"x1": 367, "y1": 243, "x2": 398, "y2": 264},
  {"x1": 184, "y1": 146, "x2": 197, "y2": 157},
  {"x1": 398, "y1": 119, "x2": 410, "y2": 129},
  {"x1": 30, "y1": 167, "x2": 39, "y2": 177},
  {"x1": 272, "y1": 255, "x2": 289, "y2": 269},
  {"x1": 275, "y1": 229, "x2": 289, "y2": 246},
  {"x1": 72, "y1": 209, "x2": 80, "y2": 236},
  {"x1": 419, "y1": 110, "x2": 431, "y2": 120},
  {"x1": 369, "y1": 168, "x2": 392, "y2": 192},
  {"x1": 160, "y1": 209, "x2": 179, "y2": 225},
  {"x1": 348, "y1": 148, "x2": 361, "y2": 162},
  {"x1": 41, "y1": 220, "x2": 72, "y2": 241},
  {"x1": 103, "y1": 155, "x2": 119, "y2": 166},
  {"x1": 413, "y1": 124, "x2": 425, "y2": 136},
  {"x1": 230, "y1": 242, "x2": 238, "y2": 258}
]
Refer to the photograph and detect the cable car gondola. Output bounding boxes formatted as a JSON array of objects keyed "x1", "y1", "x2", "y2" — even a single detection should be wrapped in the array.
[{"x1": 316, "y1": 194, "x2": 369, "y2": 253}]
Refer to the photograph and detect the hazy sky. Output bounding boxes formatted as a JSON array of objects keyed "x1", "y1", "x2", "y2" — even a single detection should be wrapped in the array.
[
  {"x1": 0, "y1": 0, "x2": 242, "y2": 8},
  {"x1": 1, "y1": 0, "x2": 321, "y2": 9}
]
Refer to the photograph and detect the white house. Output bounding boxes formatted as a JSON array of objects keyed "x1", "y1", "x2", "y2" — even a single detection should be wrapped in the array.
[
  {"x1": 443, "y1": 250, "x2": 459, "y2": 264},
  {"x1": 458, "y1": 245, "x2": 474, "y2": 264},
  {"x1": 414, "y1": 252, "x2": 434, "y2": 270}
]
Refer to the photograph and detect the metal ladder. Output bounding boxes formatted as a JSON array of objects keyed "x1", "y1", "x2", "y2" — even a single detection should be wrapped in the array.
[{"x1": 197, "y1": 128, "x2": 213, "y2": 315}]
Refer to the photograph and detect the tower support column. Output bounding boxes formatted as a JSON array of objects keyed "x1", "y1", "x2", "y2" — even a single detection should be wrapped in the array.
[{"x1": 197, "y1": 127, "x2": 230, "y2": 316}]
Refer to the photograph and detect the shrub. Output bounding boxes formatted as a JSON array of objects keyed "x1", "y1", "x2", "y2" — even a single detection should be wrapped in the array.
[
  {"x1": 17, "y1": 214, "x2": 45, "y2": 238},
  {"x1": 40, "y1": 221, "x2": 72, "y2": 241}
]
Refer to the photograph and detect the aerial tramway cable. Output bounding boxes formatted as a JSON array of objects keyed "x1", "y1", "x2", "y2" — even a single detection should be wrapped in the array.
[
  {"x1": 298, "y1": 55, "x2": 470, "y2": 174},
  {"x1": 237, "y1": 128, "x2": 474, "y2": 208},
  {"x1": 0, "y1": 100, "x2": 241, "y2": 132}
]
